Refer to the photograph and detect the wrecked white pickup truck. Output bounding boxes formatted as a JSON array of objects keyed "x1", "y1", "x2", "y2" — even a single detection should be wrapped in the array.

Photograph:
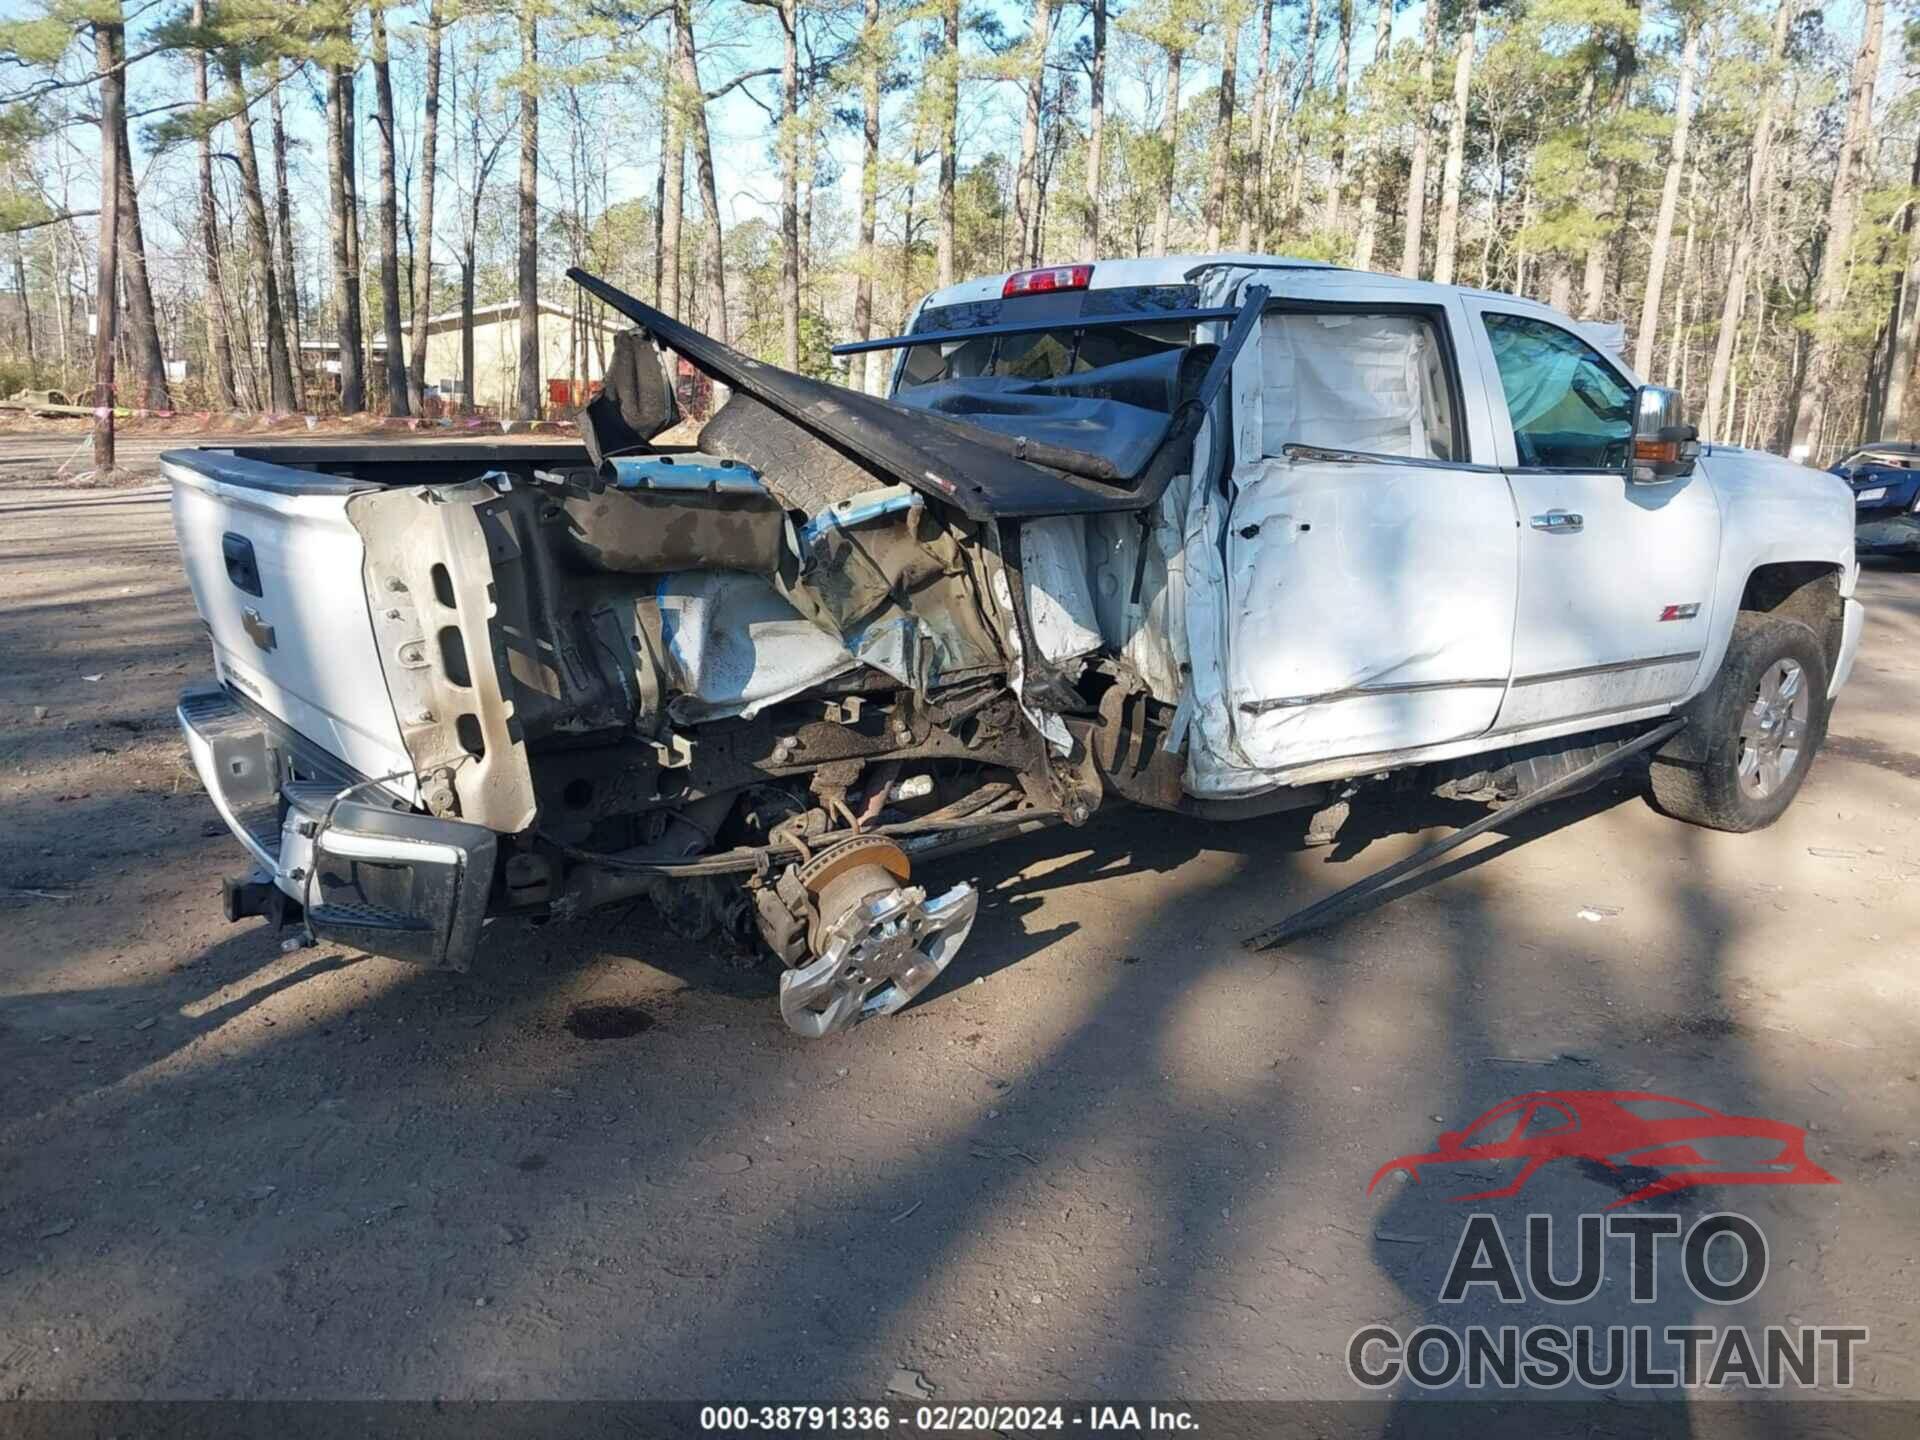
[{"x1": 170, "y1": 256, "x2": 1863, "y2": 1037}]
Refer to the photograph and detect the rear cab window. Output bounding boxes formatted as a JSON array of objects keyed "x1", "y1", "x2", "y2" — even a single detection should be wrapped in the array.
[{"x1": 889, "y1": 282, "x2": 1223, "y2": 484}]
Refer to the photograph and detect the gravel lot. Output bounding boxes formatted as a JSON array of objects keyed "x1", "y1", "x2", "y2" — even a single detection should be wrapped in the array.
[{"x1": 2, "y1": 443, "x2": 1918, "y2": 1415}]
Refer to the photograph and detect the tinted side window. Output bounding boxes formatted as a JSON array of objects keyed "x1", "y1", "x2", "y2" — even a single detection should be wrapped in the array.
[{"x1": 1482, "y1": 312, "x2": 1634, "y2": 470}]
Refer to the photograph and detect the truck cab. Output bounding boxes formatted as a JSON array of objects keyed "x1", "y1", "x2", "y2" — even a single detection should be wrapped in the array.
[{"x1": 867, "y1": 255, "x2": 1862, "y2": 793}]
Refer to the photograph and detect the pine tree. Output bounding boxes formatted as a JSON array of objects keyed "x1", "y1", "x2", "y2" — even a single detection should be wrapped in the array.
[
  {"x1": 407, "y1": 0, "x2": 443, "y2": 414},
  {"x1": 1788, "y1": 0, "x2": 1885, "y2": 456}
]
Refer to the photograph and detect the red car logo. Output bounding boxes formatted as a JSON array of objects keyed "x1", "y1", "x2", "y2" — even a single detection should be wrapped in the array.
[{"x1": 1367, "y1": 1090, "x2": 1838, "y2": 1209}]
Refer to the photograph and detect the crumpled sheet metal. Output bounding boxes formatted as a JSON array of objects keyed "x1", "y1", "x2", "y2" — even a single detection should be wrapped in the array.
[
  {"x1": 653, "y1": 570, "x2": 860, "y2": 723},
  {"x1": 776, "y1": 484, "x2": 1001, "y2": 693},
  {"x1": 639, "y1": 476, "x2": 1002, "y2": 719}
]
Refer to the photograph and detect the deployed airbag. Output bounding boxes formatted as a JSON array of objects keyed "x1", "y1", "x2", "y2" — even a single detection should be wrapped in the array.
[
  {"x1": 580, "y1": 328, "x2": 679, "y2": 466},
  {"x1": 1259, "y1": 312, "x2": 1445, "y2": 460}
]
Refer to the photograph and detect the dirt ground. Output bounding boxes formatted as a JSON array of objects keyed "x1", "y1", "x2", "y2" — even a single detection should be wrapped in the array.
[{"x1": 2, "y1": 441, "x2": 1918, "y2": 1415}]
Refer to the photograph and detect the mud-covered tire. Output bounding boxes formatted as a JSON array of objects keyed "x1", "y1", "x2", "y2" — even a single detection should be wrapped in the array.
[
  {"x1": 1649, "y1": 613, "x2": 1830, "y2": 833},
  {"x1": 698, "y1": 392, "x2": 878, "y2": 514}
]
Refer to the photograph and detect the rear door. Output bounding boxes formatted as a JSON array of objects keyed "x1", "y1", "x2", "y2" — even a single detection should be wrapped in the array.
[
  {"x1": 1460, "y1": 304, "x2": 1721, "y2": 732},
  {"x1": 1222, "y1": 288, "x2": 1521, "y2": 773}
]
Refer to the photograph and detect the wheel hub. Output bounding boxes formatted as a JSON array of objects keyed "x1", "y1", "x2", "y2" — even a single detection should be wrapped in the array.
[
  {"x1": 1736, "y1": 657, "x2": 1810, "y2": 799},
  {"x1": 778, "y1": 839, "x2": 979, "y2": 1039}
]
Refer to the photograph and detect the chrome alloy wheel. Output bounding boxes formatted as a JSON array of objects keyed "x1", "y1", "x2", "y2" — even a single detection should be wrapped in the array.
[{"x1": 1737, "y1": 658, "x2": 1811, "y2": 799}]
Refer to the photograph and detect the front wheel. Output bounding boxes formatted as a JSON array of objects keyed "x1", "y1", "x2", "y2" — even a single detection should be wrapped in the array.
[{"x1": 1649, "y1": 614, "x2": 1830, "y2": 833}]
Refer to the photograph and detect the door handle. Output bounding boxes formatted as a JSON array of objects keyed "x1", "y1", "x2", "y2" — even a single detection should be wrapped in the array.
[
  {"x1": 221, "y1": 532, "x2": 262, "y2": 596},
  {"x1": 1531, "y1": 510, "x2": 1584, "y2": 533}
]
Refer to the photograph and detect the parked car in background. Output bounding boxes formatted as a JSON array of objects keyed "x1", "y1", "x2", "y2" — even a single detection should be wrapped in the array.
[{"x1": 1836, "y1": 441, "x2": 1920, "y2": 562}]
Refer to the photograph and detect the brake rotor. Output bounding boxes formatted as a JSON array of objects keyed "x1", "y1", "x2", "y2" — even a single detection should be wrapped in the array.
[
  {"x1": 796, "y1": 834, "x2": 911, "y2": 902},
  {"x1": 778, "y1": 836, "x2": 979, "y2": 1040}
]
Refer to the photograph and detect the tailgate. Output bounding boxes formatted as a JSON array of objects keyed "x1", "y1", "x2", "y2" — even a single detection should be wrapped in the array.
[{"x1": 166, "y1": 450, "x2": 419, "y2": 805}]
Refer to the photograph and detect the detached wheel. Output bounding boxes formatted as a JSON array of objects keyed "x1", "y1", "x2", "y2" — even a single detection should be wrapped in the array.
[{"x1": 1649, "y1": 613, "x2": 1830, "y2": 833}]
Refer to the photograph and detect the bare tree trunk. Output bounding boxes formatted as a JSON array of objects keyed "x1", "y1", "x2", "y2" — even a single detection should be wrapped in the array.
[
  {"x1": 675, "y1": 0, "x2": 729, "y2": 344},
  {"x1": 778, "y1": 0, "x2": 802, "y2": 367},
  {"x1": 1014, "y1": 0, "x2": 1057, "y2": 267},
  {"x1": 191, "y1": 0, "x2": 236, "y2": 410},
  {"x1": 1632, "y1": 21, "x2": 1697, "y2": 375},
  {"x1": 1399, "y1": 0, "x2": 1440, "y2": 277},
  {"x1": 1151, "y1": 48, "x2": 1183, "y2": 256},
  {"x1": 1235, "y1": 0, "x2": 1274, "y2": 250},
  {"x1": 854, "y1": 0, "x2": 882, "y2": 392},
  {"x1": 228, "y1": 57, "x2": 299, "y2": 411},
  {"x1": 460, "y1": 253, "x2": 476, "y2": 412},
  {"x1": 652, "y1": 96, "x2": 666, "y2": 308},
  {"x1": 1878, "y1": 134, "x2": 1920, "y2": 439},
  {"x1": 326, "y1": 62, "x2": 367, "y2": 413},
  {"x1": 1285, "y1": 0, "x2": 1321, "y2": 223},
  {"x1": 1548, "y1": 261, "x2": 1572, "y2": 313},
  {"x1": 1883, "y1": 246, "x2": 1920, "y2": 442},
  {"x1": 93, "y1": 11, "x2": 125, "y2": 474},
  {"x1": 1666, "y1": 166, "x2": 1698, "y2": 388},
  {"x1": 1789, "y1": 0, "x2": 1884, "y2": 456},
  {"x1": 1431, "y1": 0, "x2": 1477, "y2": 286},
  {"x1": 516, "y1": 12, "x2": 541, "y2": 420},
  {"x1": 1321, "y1": 0, "x2": 1352, "y2": 231},
  {"x1": 898, "y1": 169, "x2": 918, "y2": 328},
  {"x1": 1580, "y1": 9, "x2": 1639, "y2": 318},
  {"x1": 660, "y1": 15, "x2": 685, "y2": 318},
  {"x1": 1084, "y1": 0, "x2": 1106, "y2": 254},
  {"x1": 1351, "y1": 0, "x2": 1395, "y2": 270},
  {"x1": 269, "y1": 67, "x2": 303, "y2": 407},
  {"x1": 408, "y1": 0, "x2": 442, "y2": 414},
  {"x1": 1702, "y1": 0, "x2": 1790, "y2": 437},
  {"x1": 1204, "y1": 5, "x2": 1238, "y2": 251},
  {"x1": 802, "y1": 123, "x2": 819, "y2": 272},
  {"x1": 372, "y1": 2, "x2": 409, "y2": 414},
  {"x1": 1261, "y1": 68, "x2": 1284, "y2": 244},
  {"x1": 936, "y1": 0, "x2": 960, "y2": 286},
  {"x1": 114, "y1": 119, "x2": 170, "y2": 410},
  {"x1": 1514, "y1": 182, "x2": 1534, "y2": 294},
  {"x1": 12, "y1": 242, "x2": 33, "y2": 366},
  {"x1": 343, "y1": 69, "x2": 368, "y2": 392}
]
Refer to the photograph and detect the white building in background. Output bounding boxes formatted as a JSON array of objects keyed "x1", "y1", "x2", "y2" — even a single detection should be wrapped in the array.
[{"x1": 418, "y1": 300, "x2": 625, "y2": 414}]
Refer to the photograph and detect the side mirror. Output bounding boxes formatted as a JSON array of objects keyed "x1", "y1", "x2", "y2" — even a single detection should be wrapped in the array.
[
  {"x1": 1436, "y1": 1131, "x2": 1461, "y2": 1151},
  {"x1": 1627, "y1": 385, "x2": 1699, "y2": 483}
]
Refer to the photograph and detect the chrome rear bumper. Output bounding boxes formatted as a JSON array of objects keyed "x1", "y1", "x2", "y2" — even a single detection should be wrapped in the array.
[{"x1": 178, "y1": 682, "x2": 497, "y2": 968}]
